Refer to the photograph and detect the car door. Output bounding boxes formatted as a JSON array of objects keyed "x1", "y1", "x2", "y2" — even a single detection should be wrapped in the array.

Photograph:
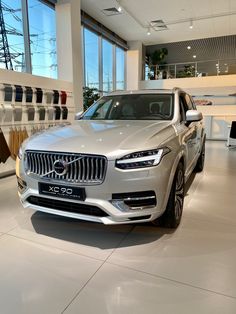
[
  {"x1": 179, "y1": 94, "x2": 198, "y2": 174},
  {"x1": 189, "y1": 94, "x2": 204, "y2": 155}
]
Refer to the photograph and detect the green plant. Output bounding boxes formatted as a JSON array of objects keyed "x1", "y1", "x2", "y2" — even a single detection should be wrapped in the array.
[
  {"x1": 177, "y1": 65, "x2": 195, "y2": 78},
  {"x1": 83, "y1": 87, "x2": 100, "y2": 111},
  {"x1": 148, "y1": 48, "x2": 168, "y2": 65},
  {"x1": 146, "y1": 48, "x2": 168, "y2": 80}
]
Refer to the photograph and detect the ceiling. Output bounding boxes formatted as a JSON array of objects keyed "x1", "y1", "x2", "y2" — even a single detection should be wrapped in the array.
[{"x1": 80, "y1": 0, "x2": 236, "y2": 45}]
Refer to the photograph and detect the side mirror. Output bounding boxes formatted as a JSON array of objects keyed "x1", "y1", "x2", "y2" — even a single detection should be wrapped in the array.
[
  {"x1": 186, "y1": 110, "x2": 203, "y2": 123},
  {"x1": 75, "y1": 111, "x2": 83, "y2": 120}
]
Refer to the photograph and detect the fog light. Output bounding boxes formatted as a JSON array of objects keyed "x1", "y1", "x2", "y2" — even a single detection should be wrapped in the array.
[{"x1": 17, "y1": 176, "x2": 27, "y2": 193}]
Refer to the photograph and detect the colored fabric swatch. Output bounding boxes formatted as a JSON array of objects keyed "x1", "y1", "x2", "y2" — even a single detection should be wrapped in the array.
[
  {"x1": 62, "y1": 106, "x2": 68, "y2": 120},
  {"x1": 48, "y1": 107, "x2": 54, "y2": 120},
  {"x1": 61, "y1": 91, "x2": 67, "y2": 105},
  {"x1": 15, "y1": 85, "x2": 23, "y2": 102},
  {"x1": 36, "y1": 88, "x2": 43, "y2": 103},
  {"x1": 25, "y1": 87, "x2": 33, "y2": 103},
  {"x1": 54, "y1": 106, "x2": 61, "y2": 120},
  {"x1": 0, "y1": 128, "x2": 11, "y2": 163},
  {"x1": 53, "y1": 90, "x2": 59, "y2": 104},
  {"x1": 27, "y1": 106, "x2": 35, "y2": 121},
  {"x1": 3, "y1": 104, "x2": 13, "y2": 122},
  {"x1": 38, "y1": 106, "x2": 46, "y2": 120},
  {"x1": 4, "y1": 84, "x2": 13, "y2": 102},
  {"x1": 14, "y1": 107, "x2": 23, "y2": 122}
]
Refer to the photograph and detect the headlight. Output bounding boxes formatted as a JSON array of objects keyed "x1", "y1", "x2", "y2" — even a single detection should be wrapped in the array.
[
  {"x1": 116, "y1": 147, "x2": 171, "y2": 169},
  {"x1": 18, "y1": 146, "x2": 23, "y2": 160}
]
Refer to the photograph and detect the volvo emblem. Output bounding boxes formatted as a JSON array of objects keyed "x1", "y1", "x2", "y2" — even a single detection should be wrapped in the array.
[{"x1": 53, "y1": 160, "x2": 68, "y2": 176}]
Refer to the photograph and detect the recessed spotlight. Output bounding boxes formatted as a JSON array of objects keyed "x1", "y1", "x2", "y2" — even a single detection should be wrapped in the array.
[
  {"x1": 189, "y1": 20, "x2": 193, "y2": 29},
  {"x1": 193, "y1": 55, "x2": 196, "y2": 58},
  {"x1": 187, "y1": 46, "x2": 191, "y2": 50},
  {"x1": 117, "y1": 6, "x2": 122, "y2": 12},
  {"x1": 147, "y1": 27, "x2": 151, "y2": 36}
]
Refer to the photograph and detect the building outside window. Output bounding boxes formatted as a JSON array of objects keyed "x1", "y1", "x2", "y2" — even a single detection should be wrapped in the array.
[
  {"x1": 102, "y1": 39, "x2": 113, "y2": 93},
  {"x1": 0, "y1": 0, "x2": 25, "y2": 72},
  {"x1": 83, "y1": 26, "x2": 126, "y2": 94},
  {"x1": 84, "y1": 28, "x2": 99, "y2": 89},
  {"x1": 28, "y1": 0, "x2": 57, "y2": 79},
  {"x1": 116, "y1": 46, "x2": 125, "y2": 90},
  {"x1": 0, "y1": 0, "x2": 57, "y2": 78}
]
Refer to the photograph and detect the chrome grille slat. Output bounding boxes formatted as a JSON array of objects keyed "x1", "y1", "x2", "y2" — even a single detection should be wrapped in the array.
[{"x1": 25, "y1": 151, "x2": 107, "y2": 185}]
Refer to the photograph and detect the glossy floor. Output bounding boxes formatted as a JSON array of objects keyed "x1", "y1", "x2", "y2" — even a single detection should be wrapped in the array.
[{"x1": 0, "y1": 141, "x2": 236, "y2": 314}]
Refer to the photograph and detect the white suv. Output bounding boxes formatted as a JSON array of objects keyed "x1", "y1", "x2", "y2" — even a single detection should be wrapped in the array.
[{"x1": 16, "y1": 88, "x2": 205, "y2": 228}]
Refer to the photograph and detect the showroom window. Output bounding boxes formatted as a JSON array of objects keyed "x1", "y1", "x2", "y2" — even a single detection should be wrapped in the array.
[
  {"x1": 84, "y1": 28, "x2": 99, "y2": 89},
  {"x1": 27, "y1": 0, "x2": 57, "y2": 78},
  {"x1": 83, "y1": 26, "x2": 126, "y2": 93},
  {"x1": 102, "y1": 39, "x2": 113, "y2": 93},
  {"x1": 0, "y1": 0, "x2": 57, "y2": 78},
  {"x1": 116, "y1": 47, "x2": 125, "y2": 90},
  {"x1": 0, "y1": 0, "x2": 25, "y2": 72}
]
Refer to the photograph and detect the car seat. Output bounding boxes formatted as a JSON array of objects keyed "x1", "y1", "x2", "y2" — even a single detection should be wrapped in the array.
[
  {"x1": 121, "y1": 103, "x2": 135, "y2": 119},
  {"x1": 150, "y1": 102, "x2": 162, "y2": 115}
]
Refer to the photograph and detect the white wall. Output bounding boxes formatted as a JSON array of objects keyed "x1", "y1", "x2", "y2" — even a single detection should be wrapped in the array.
[
  {"x1": 126, "y1": 41, "x2": 143, "y2": 90},
  {"x1": 0, "y1": 68, "x2": 74, "y2": 177},
  {"x1": 140, "y1": 75, "x2": 236, "y2": 95}
]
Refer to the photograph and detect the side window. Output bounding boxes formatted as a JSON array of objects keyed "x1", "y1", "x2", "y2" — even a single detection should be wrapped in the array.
[
  {"x1": 184, "y1": 94, "x2": 193, "y2": 110},
  {"x1": 179, "y1": 97, "x2": 186, "y2": 122},
  {"x1": 190, "y1": 96, "x2": 197, "y2": 110}
]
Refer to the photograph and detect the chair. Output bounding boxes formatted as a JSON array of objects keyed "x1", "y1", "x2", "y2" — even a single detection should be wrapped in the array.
[
  {"x1": 121, "y1": 104, "x2": 135, "y2": 119},
  {"x1": 150, "y1": 102, "x2": 161, "y2": 115},
  {"x1": 227, "y1": 121, "x2": 236, "y2": 147}
]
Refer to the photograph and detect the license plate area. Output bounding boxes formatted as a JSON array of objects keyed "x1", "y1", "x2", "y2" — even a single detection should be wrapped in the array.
[{"x1": 38, "y1": 182, "x2": 86, "y2": 201}]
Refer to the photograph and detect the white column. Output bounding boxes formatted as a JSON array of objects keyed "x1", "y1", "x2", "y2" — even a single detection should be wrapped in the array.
[
  {"x1": 56, "y1": 0, "x2": 83, "y2": 112},
  {"x1": 126, "y1": 41, "x2": 144, "y2": 90}
]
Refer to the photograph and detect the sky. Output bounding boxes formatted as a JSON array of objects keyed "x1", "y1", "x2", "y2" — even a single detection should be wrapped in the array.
[{"x1": 0, "y1": 0, "x2": 57, "y2": 78}]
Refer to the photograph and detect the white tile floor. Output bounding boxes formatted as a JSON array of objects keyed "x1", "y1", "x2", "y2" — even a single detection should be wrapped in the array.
[{"x1": 0, "y1": 141, "x2": 236, "y2": 314}]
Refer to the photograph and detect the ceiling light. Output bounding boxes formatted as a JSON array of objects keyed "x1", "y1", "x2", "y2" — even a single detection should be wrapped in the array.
[
  {"x1": 117, "y1": 6, "x2": 122, "y2": 12},
  {"x1": 147, "y1": 28, "x2": 151, "y2": 36},
  {"x1": 189, "y1": 20, "x2": 193, "y2": 29},
  {"x1": 187, "y1": 46, "x2": 191, "y2": 50},
  {"x1": 193, "y1": 55, "x2": 196, "y2": 58}
]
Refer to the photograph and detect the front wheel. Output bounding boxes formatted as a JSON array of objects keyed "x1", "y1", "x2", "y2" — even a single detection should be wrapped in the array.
[{"x1": 153, "y1": 162, "x2": 185, "y2": 228}]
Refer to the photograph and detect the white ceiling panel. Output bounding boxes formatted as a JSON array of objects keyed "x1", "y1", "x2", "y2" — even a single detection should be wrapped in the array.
[{"x1": 81, "y1": 0, "x2": 236, "y2": 44}]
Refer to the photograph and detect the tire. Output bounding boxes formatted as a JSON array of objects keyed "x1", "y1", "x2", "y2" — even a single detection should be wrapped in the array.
[
  {"x1": 195, "y1": 138, "x2": 205, "y2": 172},
  {"x1": 154, "y1": 162, "x2": 185, "y2": 228}
]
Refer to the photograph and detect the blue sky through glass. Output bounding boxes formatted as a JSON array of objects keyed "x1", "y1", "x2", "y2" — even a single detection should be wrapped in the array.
[{"x1": 1, "y1": 0, "x2": 57, "y2": 78}]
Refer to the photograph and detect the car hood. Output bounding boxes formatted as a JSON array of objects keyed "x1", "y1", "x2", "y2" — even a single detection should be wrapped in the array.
[{"x1": 24, "y1": 120, "x2": 175, "y2": 159}]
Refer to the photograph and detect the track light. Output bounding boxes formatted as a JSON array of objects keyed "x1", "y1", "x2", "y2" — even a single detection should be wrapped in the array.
[
  {"x1": 147, "y1": 27, "x2": 151, "y2": 36},
  {"x1": 189, "y1": 20, "x2": 193, "y2": 29}
]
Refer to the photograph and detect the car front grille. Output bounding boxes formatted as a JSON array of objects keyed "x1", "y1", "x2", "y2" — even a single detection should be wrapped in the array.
[
  {"x1": 27, "y1": 196, "x2": 109, "y2": 217},
  {"x1": 25, "y1": 151, "x2": 107, "y2": 185}
]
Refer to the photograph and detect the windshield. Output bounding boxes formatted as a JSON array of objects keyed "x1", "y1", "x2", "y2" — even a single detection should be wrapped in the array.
[{"x1": 82, "y1": 94, "x2": 174, "y2": 120}]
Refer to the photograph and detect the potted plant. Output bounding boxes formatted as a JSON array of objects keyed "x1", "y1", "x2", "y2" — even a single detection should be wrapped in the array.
[{"x1": 83, "y1": 87, "x2": 100, "y2": 111}]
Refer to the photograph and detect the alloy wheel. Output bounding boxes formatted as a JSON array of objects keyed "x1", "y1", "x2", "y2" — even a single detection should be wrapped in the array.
[{"x1": 174, "y1": 168, "x2": 184, "y2": 220}]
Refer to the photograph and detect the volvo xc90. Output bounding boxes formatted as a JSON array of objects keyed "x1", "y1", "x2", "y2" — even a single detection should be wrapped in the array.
[{"x1": 16, "y1": 88, "x2": 205, "y2": 228}]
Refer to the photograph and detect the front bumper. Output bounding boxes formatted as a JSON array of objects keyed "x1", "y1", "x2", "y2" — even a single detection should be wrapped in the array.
[{"x1": 17, "y1": 156, "x2": 174, "y2": 225}]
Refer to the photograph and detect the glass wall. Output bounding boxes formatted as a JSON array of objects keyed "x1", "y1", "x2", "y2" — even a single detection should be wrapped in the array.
[
  {"x1": 83, "y1": 26, "x2": 126, "y2": 93},
  {"x1": 116, "y1": 47, "x2": 125, "y2": 90},
  {"x1": 28, "y1": 0, "x2": 57, "y2": 78},
  {"x1": 84, "y1": 28, "x2": 99, "y2": 89},
  {"x1": 102, "y1": 39, "x2": 113, "y2": 93},
  {"x1": 0, "y1": 0, "x2": 57, "y2": 78},
  {"x1": 0, "y1": 0, "x2": 25, "y2": 72}
]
